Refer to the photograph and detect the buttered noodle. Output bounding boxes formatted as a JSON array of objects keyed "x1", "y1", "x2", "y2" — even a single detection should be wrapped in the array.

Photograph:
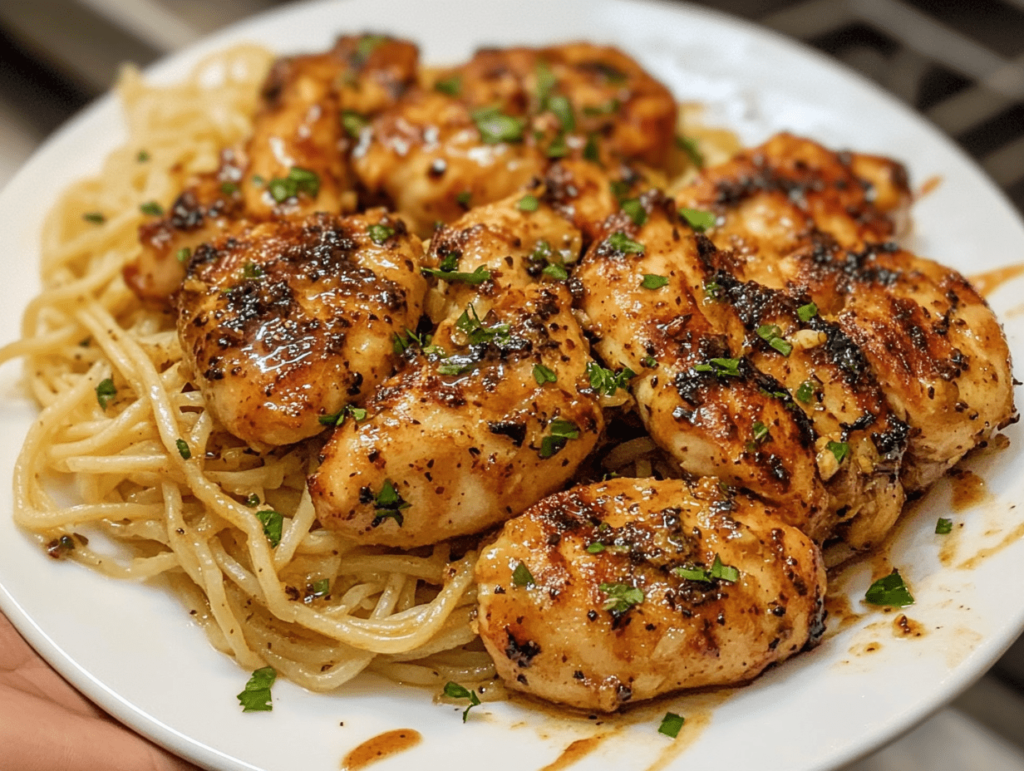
[
  {"x1": 3, "y1": 43, "x2": 731, "y2": 698},
  {"x1": 2, "y1": 45, "x2": 492, "y2": 694}
]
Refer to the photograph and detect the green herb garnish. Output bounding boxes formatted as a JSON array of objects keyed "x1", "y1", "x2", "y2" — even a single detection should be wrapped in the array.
[
  {"x1": 443, "y1": 681, "x2": 482, "y2": 723},
  {"x1": 796, "y1": 379, "x2": 816, "y2": 404},
  {"x1": 606, "y1": 231, "x2": 645, "y2": 255},
  {"x1": 83, "y1": 212, "x2": 105, "y2": 224},
  {"x1": 237, "y1": 667, "x2": 276, "y2": 712},
  {"x1": 267, "y1": 167, "x2": 320, "y2": 203},
  {"x1": 827, "y1": 440, "x2": 850, "y2": 465},
  {"x1": 518, "y1": 194, "x2": 540, "y2": 212},
  {"x1": 434, "y1": 74, "x2": 462, "y2": 96},
  {"x1": 342, "y1": 109, "x2": 368, "y2": 139},
  {"x1": 756, "y1": 324, "x2": 793, "y2": 357},
  {"x1": 659, "y1": 712, "x2": 685, "y2": 738},
  {"x1": 641, "y1": 274, "x2": 669, "y2": 290},
  {"x1": 140, "y1": 201, "x2": 164, "y2": 216},
  {"x1": 621, "y1": 198, "x2": 647, "y2": 227},
  {"x1": 471, "y1": 106, "x2": 526, "y2": 144},
  {"x1": 512, "y1": 561, "x2": 536, "y2": 587},
  {"x1": 935, "y1": 517, "x2": 953, "y2": 535},
  {"x1": 797, "y1": 302, "x2": 818, "y2": 322},
  {"x1": 539, "y1": 419, "x2": 580, "y2": 459},
  {"x1": 176, "y1": 438, "x2": 191, "y2": 460},
  {"x1": 373, "y1": 479, "x2": 410, "y2": 527},
  {"x1": 679, "y1": 207, "x2": 715, "y2": 232},
  {"x1": 694, "y1": 357, "x2": 741, "y2": 377},
  {"x1": 318, "y1": 404, "x2": 368, "y2": 428},
  {"x1": 599, "y1": 582, "x2": 644, "y2": 613},
  {"x1": 865, "y1": 569, "x2": 914, "y2": 607},
  {"x1": 95, "y1": 378, "x2": 116, "y2": 410},
  {"x1": 533, "y1": 364, "x2": 557, "y2": 385},
  {"x1": 586, "y1": 362, "x2": 635, "y2": 396},
  {"x1": 676, "y1": 135, "x2": 704, "y2": 168},
  {"x1": 256, "y1": 510, "x2": 283, "y2": 547}
]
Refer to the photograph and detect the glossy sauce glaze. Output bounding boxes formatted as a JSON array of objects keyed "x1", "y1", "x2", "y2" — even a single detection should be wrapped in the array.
[{"x1": 340, "y1": 729, "x2": 422, "y2": 771}]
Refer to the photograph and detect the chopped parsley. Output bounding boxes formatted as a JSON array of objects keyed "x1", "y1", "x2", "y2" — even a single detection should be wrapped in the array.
[
  {"x1": 139, "y1": 201, "x2": 164, "y2": 216},
  {"x1": 587, "y1": 542, "x2": 606, "y2": 554},
  {"x1": 368, "y1": 223, "x2": 395, "y2": 245},
  {"x1": 756, "y1": 324, "x2": 793, "y2": 356},
  {"x1": 605, "y1": 231, "x2": 645, "y2": 255},
  {"x1": 256, "y1": 510, "x2": 283, "y2": 547},
  {"x1": 310, "y1": 578, "x2": 330, "y2": 599},
  {"x1": 621, "y1": 198, "x2": 647, "y2": 227},
  {"x1": 83, "y1": 212, "x2": 105, "y2": 224},
  {"x1": 454, "y1": 304, "x2": 511, "y2": 347},
  {"x1": 175, "y1": 438, "x2": 191, "y2": 460},
  {"x1": 456, "y1": 190, "x2": 472, "y2": 208},
  {"x1": 679, "y1": 207, "x2": 716, "y2": 232},
  {"x1": 176, "y1": 247, "x2": 191, "y2": 263},
  {"x1": 586, "y1": 362, "x2": 635, "y2": 396},
  {"x1": 751, "y1": 420, "x2": 770, "y2": 444},
  {"x1": 641, "y1": 274, "x2": 669, "y2": 290},
  {"x1": 137, "y1": 150, "x2": 150, "y2": 162},
  {"x1": 471, "y1": 106, "x2": 526, "y2": 144},
  {"x1": 245, "y1": 493, "x2": 260, "y2": 508},
  {"x1": 220, "y1": 182, "x2": 239, "y2": 196},
  {"x1": 355, "y1": 34, "x2": 387, "y2": 62},
  {"x1": 95, "y1": 378, "x2": 116, "y2": 410},
  {"x1": 443, "y1": 681, "x2": 481, "y2": 723},
  {"x1": 539, "y1": 418, "x2": 580, "y2": 459},
  {"x1": 676, "y1": 135, "x2": 704, "y2": 168},
  {"x1": 267, "y1": 167, "x2": 320, "y2": 203},
  {"x1": 584, "y1": 98, "x2": 620, "y2": 116},
  {"x1": 827, "y1": 440, "x2": 850, "y2": 465},
  {"x1": 673, "y1": 553, "x2": 739, "y2": 584},
  {"x1": 533, "y1": 364, "x2": 557, "y2": 385},
  {"x1": 641, "y1": 355, "x2": 658, "y2": 369},
  {"x1": 518, "y1": 194, "x2": 540, "y2": 212},
  {"x1": 864, "y1": 569, "x2": 914, "y2": 607},
  {"x1": 695, "y1": 357, "x2": 741, "y2": 377},
  {"x1": 318, "y1": 404, "x2": 368, "y2": 428},
  {"x1": 659, "y1": 712, "x2": 686, "y2": 738},
  {"x1": 583, "y1": 133, "x2": 601, "y2": 163},
  {"x1": 242, "y1": 262, "x2": 264, "y2": 280},
  {"x1": 512, "y1": 561, "x2": 536, "y2": 587},
  {"x1": 421, "y1": 253, "x2": 492, "y2": 284},
  {"x1": 797, "y1": 302, "x2": 819, "y2": 322},
  {"x1": 935, "y1": 517, "x2": 953, "y2": 535},
  {"x1": 703, "y1": 280, "x2": 722, "y2": 302},
  {"x1": 543, "y1": 262, "x2": 568, "y2": 281},
  {"x1": 393, "y1": 328, "x2": 433, "y2": 355},
  {"x1": 547, "y1": 94, "x2": 575, "y2": 133},
  {"x1": 434, "y1": 74, "x2": 462, "y2": 96},
  {"x1": 795, "y1": 379, "x2": 817, "y2": 404},
  {"x1": 373, "y1": 479, "x2": 410, "y2": 527},
  {"x1": 342, "y1": 109, "x2": 368, "y2": 138},
  {"x1": 546, "y1": 133, "x2": 569, "y2": 159},
  {"x1": 237, "y1": 667, "x2": 276, "y2": 712},
  {"x1": 599, "y1": 582, "x2": 644, "y2": 613}
]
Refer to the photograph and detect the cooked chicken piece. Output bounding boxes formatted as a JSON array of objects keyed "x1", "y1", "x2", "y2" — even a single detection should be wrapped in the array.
[
  {"x1": 309, "y1": 284, "x2": 604, "y2": 548},
  {"x1": 575, "y1": 202, "x2": 829, "y2": 540},
  {"x1": 422, "y1": 187, "x2": 583, "y2": 318},
  {"x1": 126, "y1": 153, "x2": 248, "y2": 302},
  {"x1": 177, "y1": 210, "x2": 426, "y2": 448},
  {"x1": 475, "y1": 476, "x2": 827, "y2": 712},
  {"x1": 675, "y1": 134, "x2": 1016, "y2": 493},
  {"x1": 353, "y1": 42, "x2": 676, "y2": 236},
  {"x1": 125, "y1": 35, "x2": 419, "y2": 304},
  {"x1": 244, "y1": 34, "x2": 418, "y2": 218}
]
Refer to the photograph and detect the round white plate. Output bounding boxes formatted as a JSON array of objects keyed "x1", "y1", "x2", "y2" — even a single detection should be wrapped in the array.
[{"x1": 1, "y1": 1, "x2": 1023, "y2": 770}]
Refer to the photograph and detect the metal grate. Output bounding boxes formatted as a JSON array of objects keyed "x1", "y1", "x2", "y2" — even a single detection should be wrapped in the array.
[{"x1": 683, "y1": 0, "x2": 1024, "y2": 215}]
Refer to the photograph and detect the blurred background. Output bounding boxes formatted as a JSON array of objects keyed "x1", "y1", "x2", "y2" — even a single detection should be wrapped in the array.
[{"x1": 0, "y1": 0, "x2": 1022, "y2": 768}]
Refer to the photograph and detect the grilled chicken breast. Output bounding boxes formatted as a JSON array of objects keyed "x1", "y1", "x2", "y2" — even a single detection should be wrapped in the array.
[
  {"x1": 475, "y1": 476, "x2": 827, "y2": 712},
  {"x1": 126, "y1": 34, "x2": 419, "y2": 303},
  {"x1": 177, "y1": 210, "x2": 426, "y2": 448},
  {"x1": 353, "y1": 42, "x2": 677, "y2": 236},
  {"x1": 309, "y1": 283, "x2": 603, "y2": 548},
  {"x1": 675, "y1": 133, "x2": 1016, "y2": 494}
]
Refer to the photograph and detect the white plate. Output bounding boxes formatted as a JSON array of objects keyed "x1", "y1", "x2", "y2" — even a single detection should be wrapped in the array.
[{"x1": 1, "y1": 1, "x2": 1023, "y2": 770}]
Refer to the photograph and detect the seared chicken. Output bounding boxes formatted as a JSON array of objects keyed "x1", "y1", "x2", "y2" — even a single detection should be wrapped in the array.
[
  {"x1": 126, "y1": 34, "x2": 419, "y2": 303},
  {"x1": 177, "y1": 210, "x2": 426, "y2": 448},
  {"x1": 353, "y1": 42, "x2": 677, "y2": 236},
  {"x1": 475, "y1": 476, "x2": 826, "y2": 712},
  {"x1": 675, "y1": 133, "x2": 1016, "y2": 493},
  {"x1": 309, "y1": 284, "x2": 604, "y2": 548},
  {"x1": 575, "y1": 199, "x2": 830, "y2": 540}
]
